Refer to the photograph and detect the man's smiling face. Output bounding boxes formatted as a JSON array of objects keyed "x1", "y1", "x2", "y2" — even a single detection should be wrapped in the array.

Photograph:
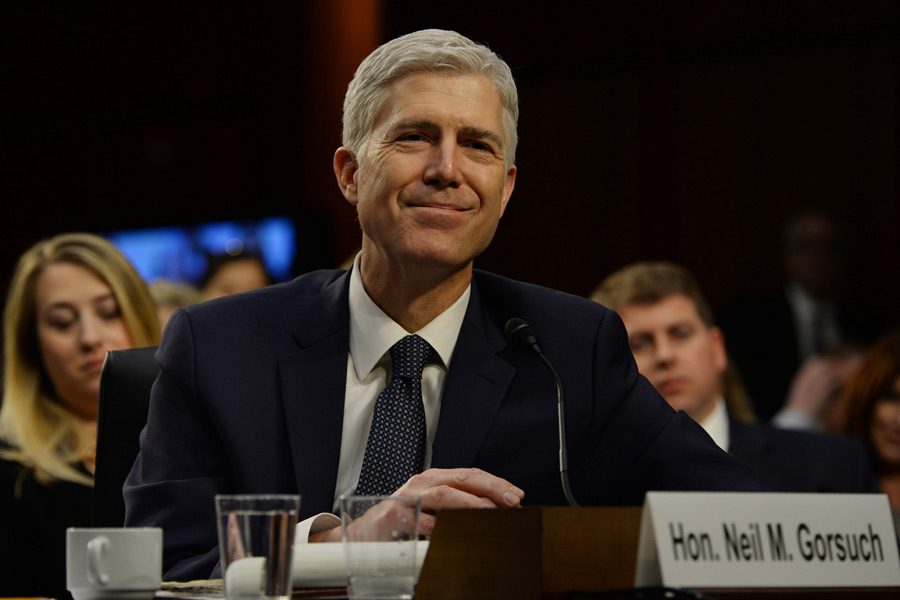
[{"x1": 341, "y1": 72, "x2": 517, "y2": 273}]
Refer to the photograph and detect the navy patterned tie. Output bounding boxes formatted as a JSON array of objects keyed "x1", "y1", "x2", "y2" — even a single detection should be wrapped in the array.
[{"x1": 356, "y1": 335, "x2": 434, "y2": 496}]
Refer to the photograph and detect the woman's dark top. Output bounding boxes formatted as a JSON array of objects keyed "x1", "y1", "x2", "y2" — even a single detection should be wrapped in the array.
[{"x1": 0, "y1": 456, "x2": 92, "y2": 599}]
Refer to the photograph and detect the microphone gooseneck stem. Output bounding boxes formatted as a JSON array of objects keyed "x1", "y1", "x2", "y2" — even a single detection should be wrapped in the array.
[
  {"x1": 504, "y1": 317, "x2": 579, "y2": 507},
  {"x1": 535, "y1": 348, "x2": 580, "y2": 507}
]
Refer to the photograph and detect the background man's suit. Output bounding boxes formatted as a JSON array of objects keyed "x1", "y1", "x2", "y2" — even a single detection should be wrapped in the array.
[
  {"x1": 722, "y1": 290, "x2": 881, "y2": 421},
  {"x1": 728, "y1": 416, "x2": 878, "y2": 493},
  {"x1": 125, "y1": 268, "x2": 763, "y2": 581}
]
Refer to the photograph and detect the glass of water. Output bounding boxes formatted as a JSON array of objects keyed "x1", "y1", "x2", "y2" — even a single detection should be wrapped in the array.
[
  {"x1": 215, "y1": 494, "x2": 301, "y2": 600},
  {"x1": 340, "y1": 495, "x2": 421, "y2": 600}
]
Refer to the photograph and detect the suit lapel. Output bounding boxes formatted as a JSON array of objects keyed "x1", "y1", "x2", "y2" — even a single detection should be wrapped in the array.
[
  {"x1": 279, "y1": 272, "x2": 350, "y2": 516},
  {"x1": 432, "y1": 280, "x2": 516, "y2": 468},
  {"x1": 276, "y1": 271, "x2": 517, "y2": 509}
]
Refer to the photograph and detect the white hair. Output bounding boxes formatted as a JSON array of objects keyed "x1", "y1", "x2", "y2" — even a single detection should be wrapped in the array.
[{"x1": 341, "y1": 29, "x2": 519, "y2": 168}]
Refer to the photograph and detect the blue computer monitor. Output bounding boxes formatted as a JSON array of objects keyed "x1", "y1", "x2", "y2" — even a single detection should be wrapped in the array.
[{"x1": 105, "y1": 216, "x2": 296, "y2": 284}]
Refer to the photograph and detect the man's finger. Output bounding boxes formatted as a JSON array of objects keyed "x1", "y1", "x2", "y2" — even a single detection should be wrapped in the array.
[{"x1": 395, "y1": 468, "x2": 524, "y2": 514}]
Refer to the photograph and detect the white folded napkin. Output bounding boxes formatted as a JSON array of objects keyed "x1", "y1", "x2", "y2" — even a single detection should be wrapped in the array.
[{"x1": 223, "y1": 540, "x2": 430, "y2": 595}]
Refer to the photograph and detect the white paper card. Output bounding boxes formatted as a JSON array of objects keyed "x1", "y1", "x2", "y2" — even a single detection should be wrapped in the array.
[
  {"x1": 635, "y1": 492, "x2": 900, "y2": 588},
  {"x1": 223, "y1": 540, "x2": 430, "y2": 594}
]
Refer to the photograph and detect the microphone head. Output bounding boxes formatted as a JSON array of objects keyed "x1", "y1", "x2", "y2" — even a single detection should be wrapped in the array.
[{"x1": 505, "y1": 317, "x2": 538, "y2": 349}]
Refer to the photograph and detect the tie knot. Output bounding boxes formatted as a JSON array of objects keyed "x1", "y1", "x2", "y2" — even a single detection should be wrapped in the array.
[{"x1": 390, "y1": 335, "x2": 434, "y2": 380}]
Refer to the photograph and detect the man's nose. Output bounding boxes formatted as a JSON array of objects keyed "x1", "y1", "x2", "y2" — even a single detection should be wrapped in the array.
[
  {"x1": 423, "y1": 140, "x2": 461, "y2": 188},
  {"x1": 654, "y1": 338, "x2": 676, "y2": 366}
]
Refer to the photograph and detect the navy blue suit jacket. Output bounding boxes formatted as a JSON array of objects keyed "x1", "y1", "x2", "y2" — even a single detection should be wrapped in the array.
[
  {"x1": 124, "y1": 269, "x2": 764, "y2": 580},
  {"x1": 728, "y1": 416, "x2": 878, "y2": 493}
]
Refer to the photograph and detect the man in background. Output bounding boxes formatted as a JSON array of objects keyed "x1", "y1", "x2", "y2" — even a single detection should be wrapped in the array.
[
  {"x1": 199, "y1": 250, "x2": 274, "y2": 300},
  {"x1": 593, "y1": 261, "x2": 877, "y2": 493},
  {"x1": 721, "y1": 210, "x2": 881, "y2": 422}
]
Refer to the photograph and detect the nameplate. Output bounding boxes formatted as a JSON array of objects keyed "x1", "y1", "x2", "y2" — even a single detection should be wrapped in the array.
[{"x1": 634, "y1": 492, "x2": 900, "y2": 588}]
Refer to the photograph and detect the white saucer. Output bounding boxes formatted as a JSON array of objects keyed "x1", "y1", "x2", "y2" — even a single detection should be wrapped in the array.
[{"x1": 70, "y1": 588, "x2": 159, "y2": 600}]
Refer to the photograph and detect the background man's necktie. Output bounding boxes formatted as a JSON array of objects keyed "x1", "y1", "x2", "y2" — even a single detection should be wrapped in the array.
[
  {"x1": 810, "y1": 305, "x2": 826, "y2": 356},
  {"x1": 356, "y1": 334, "x2": 434, "y2": 496}
]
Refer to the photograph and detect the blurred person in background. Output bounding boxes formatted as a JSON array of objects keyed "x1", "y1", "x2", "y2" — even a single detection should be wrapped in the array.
[
  {"x1": 149, "y1": 278, "x2": 201, "y2": 327},
  {"x1": 199, "y1": 250, "x2": 273, "y2": 300},
  {"x1": 835, "y1": 330, "x2": 900, "y2": 534},
  {"x1": 772, "y1": 347, "x2": 864, "y2": 432},
  {"x1": 593, "y1": 261, "x2": 877, "y2": 493},
  {"x1": 722, "y1": 210, "x2": 881, "y2": 422},
  {"x1": 0, "y1": 233, "x2": 161, "y2": 599}
]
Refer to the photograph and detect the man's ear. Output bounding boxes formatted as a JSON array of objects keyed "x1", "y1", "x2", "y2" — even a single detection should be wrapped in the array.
[
  {"x1": 711, "y1": 326, "x2": 728, "y2": 374},
  {"x1": 498, "y1": 164, "x2": 517, "y2": 217},
  {"x1": 334, "y1": 147, "x2": 359, "y2": 206}
]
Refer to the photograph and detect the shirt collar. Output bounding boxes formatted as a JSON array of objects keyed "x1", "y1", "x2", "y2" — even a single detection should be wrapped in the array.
[
  {"x1": 786, "y1": 282, "x2": 834, "y2": 318},
  {"x1": 348, "y1": 253, "x2": 470, "y2": 380},
  {"x1": 698, "y1": 396, "x2": 730, "y2": 452}
]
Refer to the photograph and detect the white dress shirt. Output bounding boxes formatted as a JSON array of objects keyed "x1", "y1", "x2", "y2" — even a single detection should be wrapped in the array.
[
  {"x1": 295, "y1": 254, "x2": 470, "y2": 541},
  {"x1": 335, "y1": 254, "x2": 470, "y2": 506},
  {"x1": 786, "y1": 283, "x2": 840, "y2": 359},
  {"x1": 698, "y1": 397, "x2": 730, "y2": 452}
]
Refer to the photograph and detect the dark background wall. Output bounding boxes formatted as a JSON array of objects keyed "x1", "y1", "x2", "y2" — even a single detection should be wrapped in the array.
[{"x1": 3, "y1": 1, "x2": 898, "y2": 325}]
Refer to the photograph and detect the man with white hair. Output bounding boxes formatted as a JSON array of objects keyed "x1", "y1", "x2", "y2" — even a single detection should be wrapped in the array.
[{"x1": 126, "y1": 30, "x2": 763, "y2": 581}]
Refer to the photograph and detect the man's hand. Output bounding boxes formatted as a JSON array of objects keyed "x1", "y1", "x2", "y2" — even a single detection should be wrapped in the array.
[
  {"x1": 393, "y1": 467, "x2": 524, "y2": 536},
  {"x1": 783, "y1": 353, "x2": 863, "y2": 428},
  {"x1": 784, "y1": 357, "x2": 843, "y2": 420},
  {"x1": 308, "y1": 467, "x2": 524, "y2": 542}
]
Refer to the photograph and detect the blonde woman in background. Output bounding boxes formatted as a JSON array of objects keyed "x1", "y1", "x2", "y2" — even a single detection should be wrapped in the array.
[
  {"x1": 149, "y1": 277, "x2": 201, "y2": 326},
  {"x1": 0, "y1": 233, "x2": 160, "y2": 599}
]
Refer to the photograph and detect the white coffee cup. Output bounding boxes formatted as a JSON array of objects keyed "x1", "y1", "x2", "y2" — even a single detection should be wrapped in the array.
[{"x1": 66, "y1": 527, "x2": 163, "y2": 600}]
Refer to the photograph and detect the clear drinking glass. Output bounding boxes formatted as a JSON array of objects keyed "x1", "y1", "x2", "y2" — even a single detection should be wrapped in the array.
[
  {"x1": 215, "y1": 494, "x2": 301, "y2": 600},
  {"x1": 340, "y1": 494, "x2": 421, "y2": 600}
]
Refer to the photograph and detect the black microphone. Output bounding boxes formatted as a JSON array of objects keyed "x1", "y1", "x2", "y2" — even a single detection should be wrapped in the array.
[{"x1": 504, "y1": 318, "x2": 579, "y2": 507}]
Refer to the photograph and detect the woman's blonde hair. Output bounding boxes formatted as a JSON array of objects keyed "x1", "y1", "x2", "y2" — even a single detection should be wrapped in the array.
[{"x1": 0, "y1": 233, "x2": 161, "y2": 487}]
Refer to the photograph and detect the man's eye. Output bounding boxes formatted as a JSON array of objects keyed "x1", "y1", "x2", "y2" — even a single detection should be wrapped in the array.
[
  {"x1": 398, "y1": 133, "x2": 428, "y2": 142},
  {"x1": 672, "y1": 325, "x2": 694, "y2": 339},
  {"x1": 466, "y1": 141, "x2": 492, "y2": 152},
  {"x1": 629, "y1": 336, "x2": 650, "y2": 352}
]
